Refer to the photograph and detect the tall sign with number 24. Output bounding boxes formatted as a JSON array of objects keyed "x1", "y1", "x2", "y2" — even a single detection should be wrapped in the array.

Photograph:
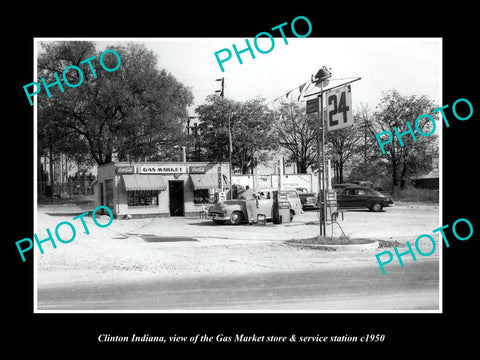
[{"x1": 325, "y1": 84, "x2": 353, "y2": 131}]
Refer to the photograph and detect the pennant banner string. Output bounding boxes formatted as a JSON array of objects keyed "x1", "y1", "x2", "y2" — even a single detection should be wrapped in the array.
[{"x1": 265, "y1": 80, "x2": 310, "y2": 107}]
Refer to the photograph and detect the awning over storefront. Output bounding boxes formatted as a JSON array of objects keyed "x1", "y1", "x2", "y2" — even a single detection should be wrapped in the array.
[
  {"x1": 122, "y1": 174, "x2": 167, "y2": 191},
  {"x1": 189, "y1": 174, "x2": 220, "y2": 190}
]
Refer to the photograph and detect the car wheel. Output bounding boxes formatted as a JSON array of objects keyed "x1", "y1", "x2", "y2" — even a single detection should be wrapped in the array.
[
  {"x1": 213, "y1": 219, "x2": 225, "y2": 225},
  {"x1": 370, "y1": 203, "x2": 383, "y2": 212},
  {"x1": 229, "y1": 211, "x2": 243, "y2": 225},
  {"x1": 290, "y1": 210, "x2": 294, "y2": 221}
]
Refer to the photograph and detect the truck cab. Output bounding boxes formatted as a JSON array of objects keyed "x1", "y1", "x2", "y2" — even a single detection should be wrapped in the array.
[{"x1": 208, "y1": 188, "x2": 301, "y2": 225}]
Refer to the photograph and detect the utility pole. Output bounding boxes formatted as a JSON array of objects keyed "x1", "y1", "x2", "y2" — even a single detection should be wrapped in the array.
[
  {"x1": 215, "y1": 77, "x2": 224, "y2": 98},
  {"x1": 216, "y1": 77, "x2": 232, "y2": 198}
]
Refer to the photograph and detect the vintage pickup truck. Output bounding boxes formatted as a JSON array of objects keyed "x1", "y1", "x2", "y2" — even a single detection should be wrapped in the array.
[{"x1": 207, "y1": 188, "x2": 302, "y2": 225}]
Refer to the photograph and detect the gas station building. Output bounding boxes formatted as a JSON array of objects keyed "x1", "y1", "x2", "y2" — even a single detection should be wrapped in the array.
[{"x1": 93, "y1": 161, "x2": 230, "y2": 218}]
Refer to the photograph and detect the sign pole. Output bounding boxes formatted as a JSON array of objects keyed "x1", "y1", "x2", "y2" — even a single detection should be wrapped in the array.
[
  {"x1": 307, "y1": 68, "x2": 360, "y2": 238},
  {"x1": 228, "y1": 113, "x2": 232, "y2": 199},
  {"x1": 316, "y1": 83, "x2": 325, "y2": 236},
  {"x1": 320, "y1": 81, "x2": 327, "y2": 237},
  {"x1": 316, "y1": 95, "x2": 322, "y2": 235}
]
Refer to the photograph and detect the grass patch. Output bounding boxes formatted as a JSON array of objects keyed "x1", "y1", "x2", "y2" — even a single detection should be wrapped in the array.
[
  {"x1": 286, "y1": 236, "x2": 375, "y2": 246},
  {"x1": 376, "y1": 239, "x2": 405, "y2": 248},
  {"x1": 286, "y1": 236, "x2": 405, "y2": 249}
]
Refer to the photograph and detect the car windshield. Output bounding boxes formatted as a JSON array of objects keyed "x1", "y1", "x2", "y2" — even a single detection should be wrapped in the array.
[
  {"x1": 343, "y1": 188, "x2": 383, "y2": 196},
  {"x1": 257, "y1": 191, "x2": 271, "y2": 199},
  {"x1": 287, "y1": 191, "x2": 298, "y2": 198}
]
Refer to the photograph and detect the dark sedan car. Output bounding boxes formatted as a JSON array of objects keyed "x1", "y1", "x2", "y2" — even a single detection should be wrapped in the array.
[
  {"x1": 298, "y1": 192, "x2": 319, "y2": 210},
  {"x1": 332, "y1": 183, "x2": 356, "y2": 193},
  {"x1": 337, "y1": 186, "x2": 394, "y2": 212}
]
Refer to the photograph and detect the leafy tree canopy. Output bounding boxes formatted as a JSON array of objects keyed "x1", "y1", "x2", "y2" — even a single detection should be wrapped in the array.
[
  {"x1": 38, "y1": 41, "x2": 194, "y2": 165},
  {"x1": 195, "y1": 95, "x2": 276, "y2": 174}
]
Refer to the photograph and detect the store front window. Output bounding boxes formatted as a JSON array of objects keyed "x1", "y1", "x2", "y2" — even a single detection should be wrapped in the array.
[
  {"x1": 127, "y1": 190, "x2": 159, "y2": 207},
  {"x1": 194, "y1": 189, "x2": 213, "y2": 204}
]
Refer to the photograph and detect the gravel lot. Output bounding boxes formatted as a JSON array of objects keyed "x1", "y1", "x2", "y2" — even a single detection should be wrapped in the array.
[{"x1": 35, "y1": 200, "x2": 440, "y2": 287}]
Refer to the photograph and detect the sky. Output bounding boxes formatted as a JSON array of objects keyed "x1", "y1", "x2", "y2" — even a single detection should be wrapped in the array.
[
  {"x1": 41, "y1": 37, "x2": 442, "y2": 117},
  {"x1": 93, "y1": 37, "x2": 441, "y2": 117}
]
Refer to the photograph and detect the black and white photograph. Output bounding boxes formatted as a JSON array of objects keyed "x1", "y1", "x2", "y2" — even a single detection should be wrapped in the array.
[{"x1": 6, "y1": 5, "x2": 478, "y2": 354}]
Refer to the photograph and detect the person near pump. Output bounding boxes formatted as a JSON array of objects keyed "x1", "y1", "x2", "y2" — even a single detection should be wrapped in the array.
[{"x1": 238, "y1": 186, "x2": 259, "y2": 225}]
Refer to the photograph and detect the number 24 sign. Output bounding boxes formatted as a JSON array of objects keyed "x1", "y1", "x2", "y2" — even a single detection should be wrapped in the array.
[{"x1": 325, "y1": 84, "x2": 353, "y2": 131}]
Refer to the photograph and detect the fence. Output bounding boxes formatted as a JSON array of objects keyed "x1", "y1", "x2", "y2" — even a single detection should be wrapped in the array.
[{"x1": 38, "y1": 180, "x2": 94, "y2": 197}]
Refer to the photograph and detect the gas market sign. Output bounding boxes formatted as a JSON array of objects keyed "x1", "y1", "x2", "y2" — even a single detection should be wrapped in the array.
[
  {"x1": 139, "y1": 165, "x2": 187, "y2": 174},
  {"x1": 325, "y1": 84, "x2": 353, "y2": 131}
]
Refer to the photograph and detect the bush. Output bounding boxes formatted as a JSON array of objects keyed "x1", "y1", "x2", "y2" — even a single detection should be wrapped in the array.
[{"x1": 392, "y1": 185, "x2": 439, "y2": 202}]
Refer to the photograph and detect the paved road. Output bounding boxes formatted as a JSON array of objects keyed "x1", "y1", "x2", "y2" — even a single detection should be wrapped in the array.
[{"x1": 37, "y1": 257, "x2": 439, "y2": 311}]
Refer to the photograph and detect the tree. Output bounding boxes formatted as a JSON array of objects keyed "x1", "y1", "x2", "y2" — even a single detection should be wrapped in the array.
[
  {"x1": 271, "y1": 100, "x2": 318, "y2": 173},
  {"x1": 325, "y1": 120, "x2": 363, "y2": 184},
  {"x1": 37, "y1": 41, "x2": 194, "y2": 165},
  {"x1": 354, "y1": 103, "x2": 377, "y2": 179},
  {"x1": 195, "y1": 95, "x2": 275, "y2": 174},
  {"x1": 370, "y1": 90, "x2": 439, "y2": 191},
  {"x1": 343, "y1": 104, "x2": 389, "y2": 185},
  {"x1": 195, "y1": 95, "x2": 236, "y2": 163},
  {"x1": 233, "y1": 98, "x2": 277, "y2": 173}
]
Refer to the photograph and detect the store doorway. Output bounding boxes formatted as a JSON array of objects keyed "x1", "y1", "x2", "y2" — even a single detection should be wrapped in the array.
[{"x1": 169, "y1": 180, "x2": 185, "y2": 216}]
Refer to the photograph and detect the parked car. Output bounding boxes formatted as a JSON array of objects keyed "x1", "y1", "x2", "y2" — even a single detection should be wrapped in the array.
[
  {"x1": 207, "y1": 188, "x2": 301, "y2": 225},
  {"x1": 351, "y1": 180, "x2": 383, "y2": 192},
  {"x1": 351, "y1": 180, "x2": 373, "y2": 188},
  {"x1": 280, "y1": 189, "x2": 303, "y2": 215},
  {"x1": 298, "y1": 192, "x2": 319, "y2": 210},
  {"x1": 294, "y1": 187, "x2": 309, "y2": 193},
  {"x1": 332, "y1": 183, "x2": 356, "y2": 193},
  {"x1": 337, "y1": 186, "x2": 394, "y2": 212}
]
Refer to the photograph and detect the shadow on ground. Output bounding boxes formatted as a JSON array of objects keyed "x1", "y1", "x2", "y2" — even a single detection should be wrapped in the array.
[{"x1": 130, "y1": 234, "x2": 199, "y2": 242}]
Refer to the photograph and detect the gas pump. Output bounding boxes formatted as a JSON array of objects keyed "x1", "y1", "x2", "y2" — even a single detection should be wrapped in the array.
[
  {"x1": 318, "y1": 189, "x2": 338, "y2": 221},
  {"x1": 326, "y1": 189, "x2": 337, "y2": 219},
  {"x1": 273, "y1": 190, "x2": 291, "y2": 224},
  {"x1": 273, "y1": 190, "x2": 280, "y2": 224}
]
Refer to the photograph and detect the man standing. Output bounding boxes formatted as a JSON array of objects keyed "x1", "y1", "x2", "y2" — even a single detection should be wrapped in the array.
[{"x1": 239, "y1": 186, "x2": 259, "y2": 225}]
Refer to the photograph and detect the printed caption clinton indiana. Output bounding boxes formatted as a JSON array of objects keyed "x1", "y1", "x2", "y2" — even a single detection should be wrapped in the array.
[{"x1": 98, "y1": 333, "x2": 385, "y2": 344}]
